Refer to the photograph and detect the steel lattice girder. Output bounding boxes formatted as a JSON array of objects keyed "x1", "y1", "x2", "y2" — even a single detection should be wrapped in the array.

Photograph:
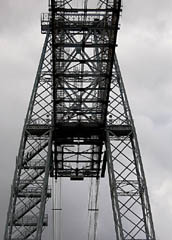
[
  {"x1": 3, "y1": 33, "x2": 53, "y2": 240},
  {"x1": 105, "y1": 55, "x2": 156, "y2": 240},
  {"x1": 3, "y1": 1, "x2": 156, "y2": 240}
]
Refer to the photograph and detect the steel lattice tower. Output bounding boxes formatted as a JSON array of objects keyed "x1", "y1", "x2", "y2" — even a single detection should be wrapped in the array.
[{"x1": 4, "y1": 0, "x2": 156, "y2": 240}]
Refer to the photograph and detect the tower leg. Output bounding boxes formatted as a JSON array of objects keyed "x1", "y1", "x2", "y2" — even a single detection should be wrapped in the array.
[
  {"x1": 3, "y1": 33, "x2": 53, "y2": 240},
  {"x1": 105, "y1": 54, "x2": 156, "y2": 240}
]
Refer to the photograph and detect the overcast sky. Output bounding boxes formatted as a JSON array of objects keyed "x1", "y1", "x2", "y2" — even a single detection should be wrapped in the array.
[{"x1": 0, "y1": 0, "x2": 172, "y2": 240}]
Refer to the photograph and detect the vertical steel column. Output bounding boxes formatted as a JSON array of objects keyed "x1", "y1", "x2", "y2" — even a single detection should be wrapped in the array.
[
  {"x1": 36, "y1": 131, "x2": 53, "y2": 240},
  {"x1": 106, "y1": 132, "x2": 124, "y2": 240},
  {"x1": 105, "y1": 54, "x2": 156, "y2": 240},
  {"x1": 3, "y1": 33, "x2": 53, "y2": 240}
]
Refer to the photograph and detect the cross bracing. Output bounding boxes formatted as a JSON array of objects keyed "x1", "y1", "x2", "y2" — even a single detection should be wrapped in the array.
[{"x1": 4, "y1": 0, "x2": 156, "y2": 240}]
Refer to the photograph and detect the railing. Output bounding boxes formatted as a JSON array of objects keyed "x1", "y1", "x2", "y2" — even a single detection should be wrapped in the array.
[
  {"x1": 17, "y1": 186, "x2": 51, "y2": 198},
  {"x1": 15, "y1": 214, "x2": 48, "y2": 226},
  {"x1": 29, "y1": 118, "x2": 51, "y2": 125},
  {"x1": 41, "y1": 13, "x2": 51, "y2": 34}
]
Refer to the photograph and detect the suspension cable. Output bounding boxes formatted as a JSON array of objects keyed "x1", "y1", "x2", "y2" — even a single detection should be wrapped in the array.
[
  {"x1": 52, "y1": 178, "x2": 55, "y2": 240},
  {"x1": 88, "y1": 178, "x2": 93, "y2": 240},
  {"x1": 88, "y1": 178, "x2": 100, "y2": 240},
  {"x1": 58, "y1": 178, "x2": 62, "y2": 240},
  {"x1": 94, "y1": 179, "x2": 100, "y2": 240},
  {"x1": 52, "y1": 178, "x2": 62, "y2": 240}
]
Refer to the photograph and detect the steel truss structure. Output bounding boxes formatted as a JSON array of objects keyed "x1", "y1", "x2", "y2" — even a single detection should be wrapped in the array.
[{"x1": 4, "y1": 0, "x2": 156, "y2": 240}]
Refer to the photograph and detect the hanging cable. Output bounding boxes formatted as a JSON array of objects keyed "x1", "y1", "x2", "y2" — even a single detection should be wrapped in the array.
[
  {"x1": 84, "y1": 0, "x2": 88, "y2": 10},
  {"x1": 52, "y1": 178, "x2": 62, "y2": 240},
  {"x1": 88, "y1": 178, "x2": 100, "y2": 240},
  {"x1": 93, "y1": 179, "x2": 100, "y2": 240},
  {"x1": 52, "y1": 178, "x2": 55, "y2": 240},
  {"x1": 88, "y1": 178, "x2": 93, "y2": 240},
  {"x1": 55, "y1": 179, "x2": 57, "y2": 240},
  {"x1": 58, "y1": 178, "x2": 62, "y2": 240}
]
